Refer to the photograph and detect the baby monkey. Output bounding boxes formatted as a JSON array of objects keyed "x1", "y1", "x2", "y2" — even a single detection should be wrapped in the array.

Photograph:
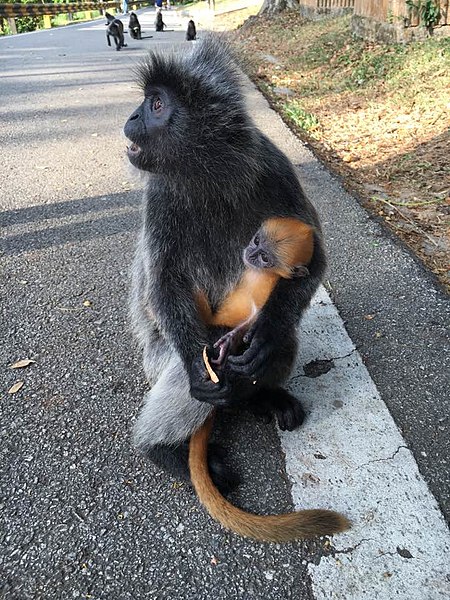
[{"x1": 198, "y1": 217, "x2": 314, "y2": 371}]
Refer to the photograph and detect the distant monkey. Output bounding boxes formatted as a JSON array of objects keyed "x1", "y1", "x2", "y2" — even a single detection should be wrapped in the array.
[
  {"x1": 186, "y1": 20, "x2": 196, "y2": 41},
  {"x1": 105, "y1": 12, "x2": 127, "y2": 51},
  {"x1": 128, "y1": 12, "x2": 142, "y2": 40},
  {"x1": 155, "y1": 10, "x2": 165, "y2": 32}
]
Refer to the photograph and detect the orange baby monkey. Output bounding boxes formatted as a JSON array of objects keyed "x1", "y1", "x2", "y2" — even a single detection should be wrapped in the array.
[{"x1": 197, "y1": 217, "x2": 314, "y2": 369}]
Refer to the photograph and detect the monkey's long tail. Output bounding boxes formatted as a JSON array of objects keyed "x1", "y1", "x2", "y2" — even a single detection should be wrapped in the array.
[{"x1": 188, "y1": 414, "x2": 351, "y2": 543}]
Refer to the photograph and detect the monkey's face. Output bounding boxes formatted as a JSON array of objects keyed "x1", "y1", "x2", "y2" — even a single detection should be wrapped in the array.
[
  {"x1": 125, "y1": 86, "x2": 184, "y2": 173},
  {"x1": 125, "y1": 41, "x2": 252, "y2": 178},
  {"x1": 243, "y1": 231, "x2": 278, "y2": 271}
]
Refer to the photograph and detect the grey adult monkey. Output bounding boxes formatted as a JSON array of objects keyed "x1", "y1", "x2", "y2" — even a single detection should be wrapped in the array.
[
  {"x1": 155, "y1": 10, "x2": 165, "y2": 32},
  {"x1": 105, "y1": 12, "x2": 127, "y2": 51},
  {"x1": 124, "y1": 36, "x2": 327, "y2": 491},
  {"x1": 186, "y1": 19, "x2": 196, "y2": 41},
  {"x1": 128, "y1": 12, "x2": 142, "y2": 40}
]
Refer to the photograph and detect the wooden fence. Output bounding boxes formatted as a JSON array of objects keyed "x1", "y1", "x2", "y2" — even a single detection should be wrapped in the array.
[
  {"x1": 354, "y1": 0, "x2": 449, "y2": 26},
  {"x1": 300, "y1": 0, "x2": 355, "y2": 8}
]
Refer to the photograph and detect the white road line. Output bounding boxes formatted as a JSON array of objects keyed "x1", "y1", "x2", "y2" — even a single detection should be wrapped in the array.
[{"x1": 282, "y1": 287, "x2": 450, "y2": 599}]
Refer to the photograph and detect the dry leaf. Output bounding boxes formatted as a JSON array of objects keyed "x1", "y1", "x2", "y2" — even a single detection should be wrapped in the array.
[
  {"x1": 301, "y1": 472, "x2": 320, "y2": 485},
  {"x1": 364, "y1": 314, "x2": 375, "y2": 320},
  {"x1": 83, "y1": 300, "x2": 92, "y2": 307},
  {"x1": 8, "y1": 381, "x2": 24, "y2": 394},
  {"x1": 202, "y1": 346, "x2": 219, "y2": 384},
  {"x1": 10, "y1": 359, "x2": 35, "y2": 369}
]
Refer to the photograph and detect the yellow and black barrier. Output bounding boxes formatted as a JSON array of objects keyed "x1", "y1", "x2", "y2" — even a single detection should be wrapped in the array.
[
  {"x1": 0, "y1": 3, "x2": 116, "y2": 18},
  {"x1": 0, "y1": 2, "x2": 151, "y2": 34},
  {"x1": 0, "y1": 2, "x2": 152, "y2": 19}
]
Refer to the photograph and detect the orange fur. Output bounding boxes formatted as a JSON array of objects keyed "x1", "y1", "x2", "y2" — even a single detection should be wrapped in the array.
[
  {"x1": 196, "y1": 217, "x2": 314, "y2": 328},
  {"x1": 263, "y1": 217, "x2": 314, "y2": 271}
]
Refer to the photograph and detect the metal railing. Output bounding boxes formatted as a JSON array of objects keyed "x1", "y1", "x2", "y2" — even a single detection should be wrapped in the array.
[{"x1": 0, "y1": 1, "x2": 152, "y2": 35}]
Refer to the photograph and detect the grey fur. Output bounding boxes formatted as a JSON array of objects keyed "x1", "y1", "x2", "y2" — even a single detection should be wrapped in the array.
[
  {"x1": 133, "y1": 354, "x2": 213, "y2": 450},
  {"x1": 130, "y1": 236, "x2": 213, "y2": 449}
]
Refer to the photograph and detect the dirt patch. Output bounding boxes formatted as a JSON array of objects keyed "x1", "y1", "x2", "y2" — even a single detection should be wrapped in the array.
[{"x1": 233, "y1": 12, "x2": 450, "y2": 290}]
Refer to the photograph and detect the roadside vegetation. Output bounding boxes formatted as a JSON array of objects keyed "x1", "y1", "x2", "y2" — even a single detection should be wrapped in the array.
[
  {"x1": 228, "y1": 11, "x2": 449, "y2": 290},
  {"x1": 0, "y1": 0, "x2": 105, "y2": 35}
]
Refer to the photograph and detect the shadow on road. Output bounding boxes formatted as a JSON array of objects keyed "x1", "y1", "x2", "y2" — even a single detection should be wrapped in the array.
[{"x1": 1, "y1": 191, "x2": 142, "y2": 255}]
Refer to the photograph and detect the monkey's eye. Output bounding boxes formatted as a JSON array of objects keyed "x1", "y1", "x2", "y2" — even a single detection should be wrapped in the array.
[
  {"x1": 152, "y1": 97, "x2": 163, "y2": 112},
  {"x1": 260, "y1": 251, "x2": 269, "y2": 264},
  {"x1": 254, "y1": 234, "x2": 260, "y2": 246}
]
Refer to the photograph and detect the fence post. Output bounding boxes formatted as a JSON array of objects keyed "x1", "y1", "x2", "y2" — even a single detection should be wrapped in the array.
[
  {"x1": 43, "y1": 14, "x2": 52, "y2": 28},
  {"x1": 440, "y1": 0, "x2": 449, "y2": 26},
  {"x1": 7, "y1": 17, "x2": 17, "y2": 35}
]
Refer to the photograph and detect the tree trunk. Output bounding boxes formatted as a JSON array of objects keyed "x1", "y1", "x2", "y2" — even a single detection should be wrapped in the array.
[{"x1": 259, "y1": 0, "x2": 299, "y2": 16}]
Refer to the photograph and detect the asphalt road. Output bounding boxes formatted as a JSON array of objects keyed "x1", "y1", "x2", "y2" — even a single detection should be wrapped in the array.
[{"x1": 1, "y1": 8, "x2": 449, "y2": 600}]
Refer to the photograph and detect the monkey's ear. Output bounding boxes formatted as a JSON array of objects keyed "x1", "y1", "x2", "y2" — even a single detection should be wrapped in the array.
[{"x1": 292, "y1": 265, "x2": 309, "y2": 278}]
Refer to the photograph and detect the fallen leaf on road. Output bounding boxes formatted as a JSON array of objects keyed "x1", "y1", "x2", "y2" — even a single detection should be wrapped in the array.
[
  {"x1": 301, "y1": 472, "x2": 320, "y2": 485},
  {"x1": 8, "y1": 381, "x2": 24, "y2": 394},
  {"x1": 83, "y1": 300, "x2": 92, "y2": 307},
  {"x1": 10, "y1": 359, "x2": 36, "y2": 369}
]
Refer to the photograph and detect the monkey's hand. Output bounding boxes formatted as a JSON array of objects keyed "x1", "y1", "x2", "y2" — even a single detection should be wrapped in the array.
[
  {"x1": 189, "y1": 355, "x2": 233, "y2": 407},
  {"x1": 227, "y1": 318, "x2": 278, "y2": 380}
]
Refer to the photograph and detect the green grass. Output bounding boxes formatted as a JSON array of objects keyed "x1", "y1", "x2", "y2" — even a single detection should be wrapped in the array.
[
  {"x1": 282, "y1": 101, "x2": 320, "y2": 135},
  {"x1": 267, "y1": 15, "x2": 450, "y2": 98},
  {"x1": 52, "y1": 11, "x2": 102, "y2": 28}
]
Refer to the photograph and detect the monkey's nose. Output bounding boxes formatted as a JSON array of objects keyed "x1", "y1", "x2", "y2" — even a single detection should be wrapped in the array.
[{"x1": 127, "y1": 142, "x2": 141, "y2": 155}]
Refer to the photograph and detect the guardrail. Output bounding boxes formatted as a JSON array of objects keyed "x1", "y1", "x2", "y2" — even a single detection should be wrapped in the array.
[{"x1": 0, "y1": 1, "x2": 152, "y2": 35}]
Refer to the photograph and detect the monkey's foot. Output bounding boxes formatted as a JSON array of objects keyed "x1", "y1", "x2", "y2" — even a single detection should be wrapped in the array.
[
  {"x1": 247, "y1": 387, "x2": 305, "y2": 432},
  {"x1": 143, "y1": 442, "x2": 238, "y2": 493},
  {"x1": 208, "y1": 444, "x2": 240, "y2": 494}
]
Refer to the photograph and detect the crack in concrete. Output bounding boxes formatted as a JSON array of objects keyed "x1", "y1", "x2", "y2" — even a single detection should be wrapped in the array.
[
  {"x1": 376, "y1": 546, "x2": 414, "y2": 560},
  {"x1": 333, "y1": 349, "x2": 357, "y2": 361},
  {"x1": 302, "y1": 537, "x2": 373, "y2": 568},
  {"x1": 355, "y1": 445, "x2": 408, "y2": 471},
  {"x1": 327, "y1": 538, "x2": 373, "y2": 557}
]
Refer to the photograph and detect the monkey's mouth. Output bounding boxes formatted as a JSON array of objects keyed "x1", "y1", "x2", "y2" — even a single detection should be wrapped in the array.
[{"x1": 127, "y1": 142, "x2": 141, "y2": 157}]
